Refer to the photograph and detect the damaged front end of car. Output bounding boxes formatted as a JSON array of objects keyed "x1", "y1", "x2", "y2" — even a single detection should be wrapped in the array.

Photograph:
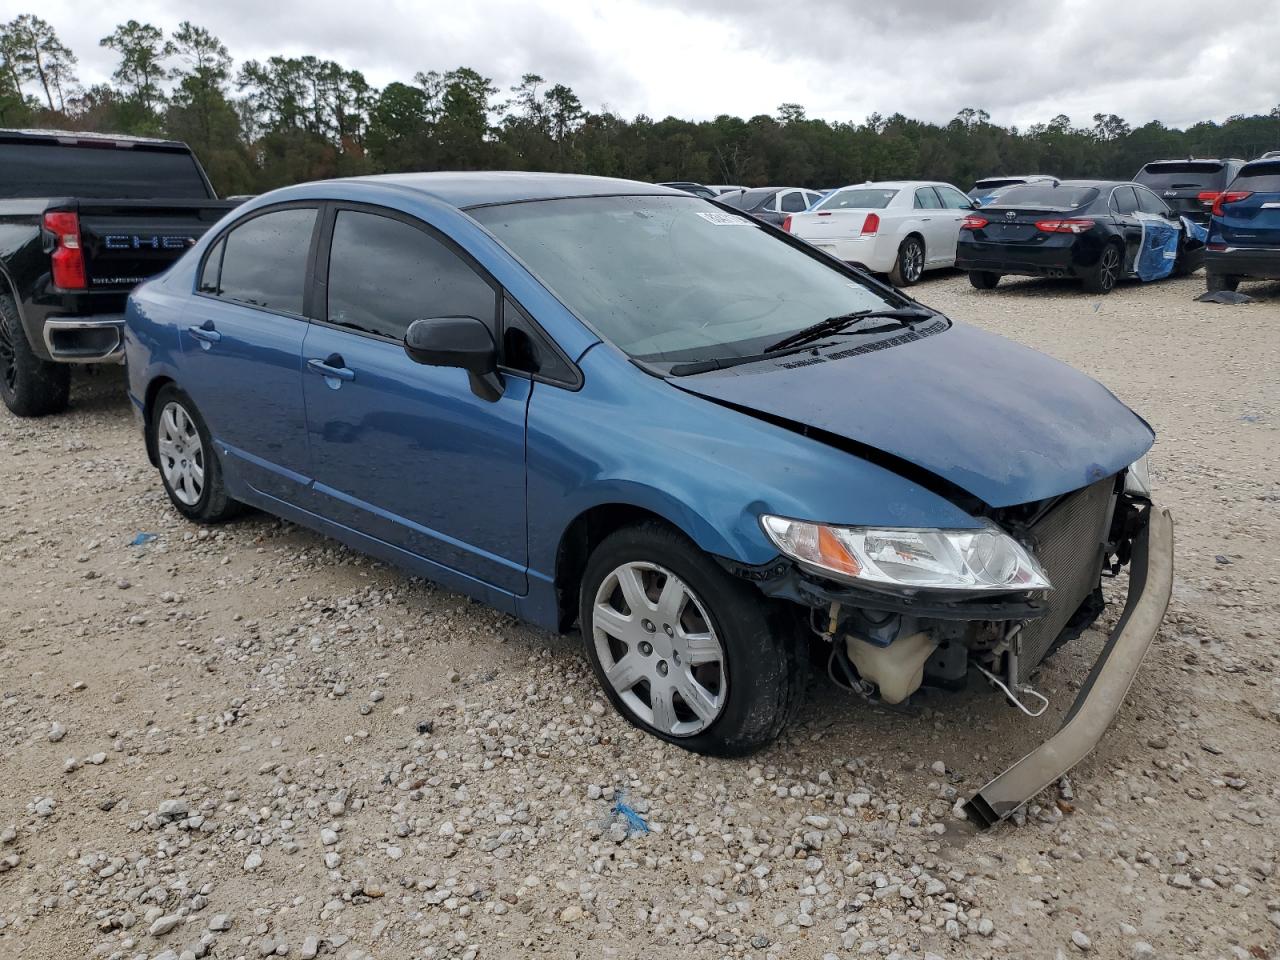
[{"x1": 726, "y1": 462, "x2": 1174, "y2": 827}]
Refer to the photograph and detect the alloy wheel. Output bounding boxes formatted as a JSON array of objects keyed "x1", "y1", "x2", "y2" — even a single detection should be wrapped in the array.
[
  {"x1": 592, "y1": 561, "x2": 727, "y2": 736},
  {"x1": 1099, "y1": 246, "x2": 1120, "y2": 291},
  {"x1": 902, "y1": 240, "x2": 923, "y2": 282},
  {"x1": 157, "y1": 400, "x2": 206, "y2": 506}
]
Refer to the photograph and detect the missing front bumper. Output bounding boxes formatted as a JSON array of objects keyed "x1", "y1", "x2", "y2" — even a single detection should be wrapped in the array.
[{"x1": 963, "y1": 504, "x2": 1174, "y2": 828}]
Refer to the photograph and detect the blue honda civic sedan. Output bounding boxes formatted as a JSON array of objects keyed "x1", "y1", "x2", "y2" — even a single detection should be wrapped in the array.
[{"x1": 124, "y1": 172, "x2": 1173, "y2": 824}]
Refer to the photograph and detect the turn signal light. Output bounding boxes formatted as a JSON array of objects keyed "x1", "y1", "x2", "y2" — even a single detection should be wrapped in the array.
[
  {"x1": 961, "y1": 214, "x2": 988, "y2": 230},
  {"x1": 1035, "y1": 218, "x2": 1095, "y2": 235},
  {"x1": 43, "y1": 210, "x2": 87, "y2": 290},
  {"x1": 1211, "y1": 191, "x2": 1252, "y2": 216}
]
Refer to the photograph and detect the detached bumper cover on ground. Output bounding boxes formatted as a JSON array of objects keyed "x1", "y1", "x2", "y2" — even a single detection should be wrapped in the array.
[{"x1": 964, "y1": 505, "x2": 1175, "y2": 828}]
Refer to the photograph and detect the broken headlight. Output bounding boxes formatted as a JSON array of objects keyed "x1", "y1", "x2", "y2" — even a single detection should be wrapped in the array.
[
  {"x1": 760, "y1": 516, "x2": 1052, "y2": 594},
  {"x1": 1124, "y1": 454, "x2": 1152, "y2": 497}
]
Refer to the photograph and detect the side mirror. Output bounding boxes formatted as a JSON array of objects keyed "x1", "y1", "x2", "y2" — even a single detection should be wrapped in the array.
[{"x1": 404, "y1": 316, "x2": 503, "y2": 402}]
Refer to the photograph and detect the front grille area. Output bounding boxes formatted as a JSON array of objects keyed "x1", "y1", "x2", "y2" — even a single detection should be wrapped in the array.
[{"x1": 1015, "y1": 478, "x2": 1116, "y2": 682}]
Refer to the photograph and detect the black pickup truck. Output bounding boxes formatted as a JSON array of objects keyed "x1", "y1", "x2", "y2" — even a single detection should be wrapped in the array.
[{"x1": 0, "y1": 129, "x2": 242, "y2": 416}]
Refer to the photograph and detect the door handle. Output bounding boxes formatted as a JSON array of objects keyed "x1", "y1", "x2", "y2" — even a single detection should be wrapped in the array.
[
  {"x1": 307, "y1": 355, "x2": 355, "y2": 382},
  {"x1": 920, "y1": 217, "x2": 932, "y2": 221},
  {"x1": 187, "y1": 321, "x2": 221, "y2": 344}
]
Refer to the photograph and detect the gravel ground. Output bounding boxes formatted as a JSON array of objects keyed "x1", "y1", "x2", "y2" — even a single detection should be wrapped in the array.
[{"x1": 1, "y1": 271, "x2": 1278, "y2": 960}]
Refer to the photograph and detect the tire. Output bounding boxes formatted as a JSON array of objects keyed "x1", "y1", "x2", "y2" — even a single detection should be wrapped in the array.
[
  {"x1": 888, "y1": 235, "x2": 925, "y2": 286},
  {"x1": 1206, "y1": 272, "x2": 1240, "y2": 293},
  {"x1": 968, "y1": 270, "x2": 1000, "y2": 290},
  {"x1": 1082, "y1": 242, "x2": 1122, "y2": 294},
  {"x1": 579, "y1": 521, "x2": 805, "y2": 756},
  {"x1": 0, "y1": 294, "x2": 71, "y2": 417},
  {"x1": 148, "y1": 384, "x2": 241, "y2": 523}
]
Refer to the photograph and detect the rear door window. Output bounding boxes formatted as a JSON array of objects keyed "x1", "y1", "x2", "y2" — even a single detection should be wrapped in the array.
[
  {"x1": 325, "y1": 209, "x2": 497, "y2": 341},
  {"x1": 779, "y1": 191, "x2": 808, "y2": 213},
  {"x1": 935, "y1": 185, "x2": 972, "y2": 209},
  {"x1": 914, "y1": 187, "x2": 943, "y2": 209},
  {"x1": 209, "y1": 207, "x2": 318, "y2": 315},
  {"x1": 1110, "y1": 186, "x2": 1139, "y2": 215}
]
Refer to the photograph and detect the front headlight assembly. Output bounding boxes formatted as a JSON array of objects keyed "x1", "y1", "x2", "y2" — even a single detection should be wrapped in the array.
[{"x1": 761, "y1": 515, "x2": 1052, "y2": 594}]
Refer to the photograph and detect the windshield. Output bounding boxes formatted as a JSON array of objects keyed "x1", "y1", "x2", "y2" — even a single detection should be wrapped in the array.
[
  {"x1": 471, "y1": 195, "x2": 898, "y2": 365},
  {"x1": 0, "y1": 142, "x2": 212, "y2": 199},
  {"x1": 814, "y1": 188, "x2": 897, "y2": 210},
  {"x1": 990, "y1": 183, "x2": 1099, "y2": 209}
]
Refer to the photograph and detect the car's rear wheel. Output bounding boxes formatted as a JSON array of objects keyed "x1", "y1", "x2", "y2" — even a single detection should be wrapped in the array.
[
  {"x1": 0, "y1": 294, "x2": 71, "y2": 418},
  {"x1": 889, "y1": 236, "x2": 925, "y2": 286},
  {"x1": 149, "y1": 384, "x2": 241, "y2": 523},
  {"x1": 1206, "y1": 272, "x2": 1241, "y2": 293},
  {"x1": 579, "y1": 522, "x2": 804, "y2": 756},
  {"x1": 1083, "y1": 242, "x2": 1122, "y2": 294},
  {"x1": 968, "y1": 270, "x2": 1001, "y2": 290}
]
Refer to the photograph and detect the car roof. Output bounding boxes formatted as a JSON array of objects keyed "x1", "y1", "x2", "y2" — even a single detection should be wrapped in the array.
[
  {"x1": 0, "y1": 127, "x2": 191, "y2": 151},
  {"x1": 340, "y1": 171, "x2": 682, "y2": 209},
  {"x1": 1141, "y1": 157, "x2": 1243, "y2": 166},
  {"x1": 828, "y1": 181, "x2": 953, "y2": 191}
]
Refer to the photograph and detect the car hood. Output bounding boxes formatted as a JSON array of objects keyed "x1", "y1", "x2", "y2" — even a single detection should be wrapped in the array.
[{"x1": 670, "y1": 321, "x2": 1154, "y2": 508}]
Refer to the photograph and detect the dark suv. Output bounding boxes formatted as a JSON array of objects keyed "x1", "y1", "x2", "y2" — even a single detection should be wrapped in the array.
[{"x1": 1133, "y1": 159, "x2": 1245, "y2": 225}]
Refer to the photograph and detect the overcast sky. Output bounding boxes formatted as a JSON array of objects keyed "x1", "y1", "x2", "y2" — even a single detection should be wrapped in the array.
[{"x1": 28, "y1": 0, "x2": 1280, "y2": 130}]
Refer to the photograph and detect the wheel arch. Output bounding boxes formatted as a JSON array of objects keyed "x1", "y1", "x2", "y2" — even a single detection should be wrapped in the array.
[
  {"x1": 141, "y1": 375, "x2": 176, "y2": 467},
  {"x1": 552, "y1": 500, "x2": 730, "y2": 632}
]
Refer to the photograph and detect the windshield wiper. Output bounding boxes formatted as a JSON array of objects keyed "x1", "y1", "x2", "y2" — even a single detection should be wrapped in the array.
[{"x1": 762, "y1": 307, "x2": 934, "y2": 353}]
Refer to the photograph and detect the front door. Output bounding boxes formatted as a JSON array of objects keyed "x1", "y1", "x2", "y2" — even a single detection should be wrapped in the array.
[
  {"x1": 180, "y1": 205, "x2": 319, "y2": 503},
  {"x1": 302, "y1": 205, "x2": 530, "y2": 594}
]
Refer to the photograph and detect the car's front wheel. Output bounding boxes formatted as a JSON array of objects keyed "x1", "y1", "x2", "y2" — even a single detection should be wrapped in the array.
[
  {"x1": 889, "y1": 236, "x2": 925, "y2": 286},
  {"x1": 579, "y1": 522, "x2": 804, "y2": 756},
  {"x1": 149, "y1": 384, "x2": 241, "y2": 523}
]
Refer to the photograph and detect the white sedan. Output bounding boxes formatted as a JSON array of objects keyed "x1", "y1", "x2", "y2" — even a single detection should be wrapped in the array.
[{"x1": 784, "y1": 181, "x2": 976, "y2": 285}]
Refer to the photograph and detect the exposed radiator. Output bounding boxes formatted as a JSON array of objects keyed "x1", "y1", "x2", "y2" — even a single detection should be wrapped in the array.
[{"x1": 1015, "y1": 478, "x2": 1116, "y2": 682}]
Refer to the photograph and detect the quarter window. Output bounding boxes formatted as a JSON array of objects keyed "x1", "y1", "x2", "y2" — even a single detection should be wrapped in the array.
[
  {"x1": 326, "y1": 209, "x2": 496, "y2": 340},
  {"x1": 212, "y1": 207, "x2": 317, "y2": 315},
  {"x1": 198, "y1": 238, "x2": 224, "y2": 294}
]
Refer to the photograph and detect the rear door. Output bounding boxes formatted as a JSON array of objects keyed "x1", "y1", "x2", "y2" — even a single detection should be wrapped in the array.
[
  {"x1": 180, "y1": 204, "x2": 319, "y2": 503},
  {"x1": 912, "y1": 187, "x2": 951, "y2": 263},
  {"x1": 1216, "y1": 161, "x2": 1280, "y2": 249},
  {"x1": 1108, "y1": 186, "x2": 1143, "y2": 272},
  {"x1": 933, "y1": 184, "x2": 973, "y2": 262},
  {"x1": 301, "y1": 204, "x2": 531, "y2": 594}
]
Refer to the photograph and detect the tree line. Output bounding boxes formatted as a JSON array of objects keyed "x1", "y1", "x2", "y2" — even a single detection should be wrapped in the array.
[{"x1": 2, "y1": 14, "x2": 1279, "y2": 198}]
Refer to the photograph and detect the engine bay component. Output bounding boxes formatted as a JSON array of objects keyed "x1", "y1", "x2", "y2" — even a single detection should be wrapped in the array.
[{"x1": 845, "y1": 630, "x2": 938, "y2": 704}]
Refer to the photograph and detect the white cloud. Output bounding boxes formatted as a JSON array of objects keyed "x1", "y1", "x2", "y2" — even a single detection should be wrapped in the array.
[{"x1": 24, "y1": 0, "x2": 1280, "y2": 129}]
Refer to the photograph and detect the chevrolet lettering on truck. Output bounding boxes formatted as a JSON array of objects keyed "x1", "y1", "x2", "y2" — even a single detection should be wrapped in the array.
[{"x1": 0, "y1": 128, "x2": 243, "y2": 416}]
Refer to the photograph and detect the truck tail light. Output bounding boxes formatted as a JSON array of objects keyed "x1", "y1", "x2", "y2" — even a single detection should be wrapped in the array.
[
  {"x1": 43, "y1": 211, "x2": 87, "y2": 290},
  {"x1": 860, "y1": 213, "x2": 880, "y2": 236},
  {"x1": 961, "y1": 214, "x2": 988, "y2": 230},
  {"x1": 781, "y1": 215, "x2": 792, "y2": 233},
  {"x1": 1211, "y1": 191, "x2": 1252, "y2": 216},
  {"x1": 1035, "y1": 218, "x2": 1095, "y2": 235}
]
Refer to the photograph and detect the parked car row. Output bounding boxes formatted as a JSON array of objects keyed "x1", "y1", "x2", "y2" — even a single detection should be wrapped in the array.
[{"x1": 663, "y1": 153, "x2": 1279, "y2": 296}]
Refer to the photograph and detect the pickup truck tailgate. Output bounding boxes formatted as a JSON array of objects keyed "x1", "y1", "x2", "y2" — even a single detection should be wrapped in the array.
[{"x1": 76, "y1": 199, "x2": 240, "y2": 291}]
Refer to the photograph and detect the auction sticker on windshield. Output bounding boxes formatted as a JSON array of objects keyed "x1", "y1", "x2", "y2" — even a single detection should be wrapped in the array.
[{"x1": 696, "y1": 211, "x2": 753, "y2": 225}]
